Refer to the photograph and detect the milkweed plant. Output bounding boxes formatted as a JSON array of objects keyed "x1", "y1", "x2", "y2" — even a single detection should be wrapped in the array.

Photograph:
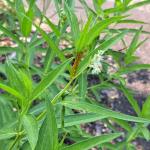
[{"x1": 0, "y1": 0, "x2": 150, "y2": 150}]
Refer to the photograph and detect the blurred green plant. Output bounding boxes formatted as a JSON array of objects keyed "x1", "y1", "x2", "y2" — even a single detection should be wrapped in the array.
[{"x1": 0, "y1": 0, "x2": 150, "y2": 150}]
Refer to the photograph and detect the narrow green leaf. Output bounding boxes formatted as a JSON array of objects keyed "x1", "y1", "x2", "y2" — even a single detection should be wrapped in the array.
[
  {"x1": 22, "y1": 114, "x2": 38, "y2": 150},
  {"x1": 141, "y1": 127, "x2": 150, "y2": 141},
  {"x1": 0, "y1": 128, "x2": 17, "y2": 140},
  {"x1": 93, "y1": 0, "x2": 105, "y2": 13},
  {"x1": 0, "y1": 47, "x2": 19, "y2": 54},
  {"x1": 103, "y1": 141, "x2": 127, "y2": 150},
  {"x1": 5, "y1": 62, "x2": 32, "y2": 100},
  {"x1": 35, "y1": 24, "x2": 66, "y2": 62},
  {"x1": 15, "y1": 0, "x2": 25, "y2": 22},
  {"x1": 22, "y1": 9, "x2": 34, "y2": 37},
  {"x1": 57, "y1": 113, "x2": 107, "y2": 128},
  {"x1": 35, "y1": 101, "x2": 58, "y2": 150},
  {"x1": 16, "y1": 0, "x2": 36, "y2": 37},
  {"x1": 120, "y1": 84, "x2": 141, "y2": 116},
  {"x1": 109, "y1": 28, "x2": 150, "y2": 35},
  {"x1": 80, "y1": 0, "x2": 96, "y2": 16},
  {"x1": 19, "y1": 12, "x2": 66, "y2": 61},
  {"x1": 62, "y1": 101, "x2": 150, "y2": 123},
  {"x1": 115, "y1": 0, "x2": 122, "y2": 7},
  {"x1": 77, "y1": 31, "x2": 127, "y2": 76},
  {"x1": 65, "y1": 2, "x2": 80, "y2": 43},
  {"x1": 104, "y1": 0, "x2": 150, "y2": 14},
  {"x1": 53, "y1": 0, "x2": 62, "y2": 17},
  {"x1": 86, "y1": 16, "x2": 124, "y2": 46},
  {"x1": 123, "y1": 0, "x2": 132, "y2": 6},
  {"x1": 142, "y1": 96, "x2": 150, "y2": 119},
  {"x1": 0, "y1": 97, "x2": 18, "y2": 129},
  {"x1": 44, "y1": 16, "x2": 60, "y2": 37},
  {"x1": 76, "y1": 16, "x2": 92, "y2": 51},
  {"x1": 44, "y1": 48, "x2": 55, "y2": 74},
  {"x1": 112, "y1": 118, "x2": 132, "y2": 132},
  {"x1": 118, "y1": 19, "x2": 148, "y2": 24},
  {"x1": 29, "y1": 0, "x2": 36, "y2": 8},
  {"x1": 0, "y1": 24, "x2": 24, "y2": 48},
  {"x1": 88, "y1": 82, "x2": 114, "y2": 90},
  {"x1": 136, "y1": 37, "x2": 148, "y2": 50},
  {"x1": 127, "y1": 0, "x2": 150, "y2": 11},
  {"x1": 0, "y1": 83, "x2": 24, "y2": 100},
  {"x1": 28, "y1": 33, "x2": 45, "y2": 49},
  {"x1": 78, "y1": 72, "x2": 87, "y2": 100},
  {"x1": 95, "y1": 31, "x2": 128, "y2": 53},
  {"x1": 125, "y1": 27, "x2": 142, "y2": 64},
  {"x1": 30, "y1": 58, "x2": 71, "y2": 101},
  {"x1": 62, "y1": 133, "x2": 122, "y2": 150},
  {"x1": 116, "y1": 64, "x2": 150, "y2": 75},
  {"x1": 127, "y1": 126, "x2": 140, "y2": 142}
]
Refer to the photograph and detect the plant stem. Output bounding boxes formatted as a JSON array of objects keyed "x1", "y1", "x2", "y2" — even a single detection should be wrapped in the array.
[
  {"x1": 70, "y1": 52, "x2": 83, "y2": 78},
  {"x1": 8, "y1": 134, "x2": 20, "y2": 150},
  {"x1": 59, "y1": 132, "x2": 68, "y2": 147},
  {"x1": 8, "y1": 115, "x2": 22, "y2": 150},
  {"x1": 51, "y1": 79, "x2": 73, "y2": 104},
  {"x1": 36, "y1": 79, "x2": 74, "y2": 121},
  {"x1": 36, "y1": 110, "x2": 46, "y2": 121},
  {"x1": 37, "y1": 52, "x2": 83, "y2": 121}
]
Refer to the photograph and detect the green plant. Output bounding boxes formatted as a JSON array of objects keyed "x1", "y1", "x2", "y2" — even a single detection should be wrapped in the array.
[{"x1": 0, "y1": 0, "x2": 150, "y2": 150}]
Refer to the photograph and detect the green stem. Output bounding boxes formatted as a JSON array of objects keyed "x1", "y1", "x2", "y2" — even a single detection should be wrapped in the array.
[
  {"x1": 126, "y1": 124, "x2": 142, "y2": 142},
  {"x1": 20, "y1": 99, "x2": 31, "y2": 116},
  {"x1": 8, "y1": 134, "x2": 20, "y2": 150},
  {"x1": 36, "y1": 110, "x2": 46, "y2": 121},
  {"x1": 59, "y1": 132, "x2": 68, "y2": 147},
  {"x1": 36, "y1": 79, "x2": 74, "y2": 121},
  {"x1": 51, "y1": 79, "x2": 73, "y2": 104},
  {"x1": 8, "y1": 114, "x2": 22, "y2": 150}
]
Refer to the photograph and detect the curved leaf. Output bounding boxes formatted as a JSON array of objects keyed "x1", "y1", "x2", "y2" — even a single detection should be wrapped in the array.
[
  {"x1": 35, "y1": 101, "x2": 58, "y2": 150},
  {"x1": 62, "y1": 101, "x2": 150, "y2": 123},
  {"x1": 22, "y1": 114, "x2": 38, "y2": 150},
  {"x1": 62, "y1": 133, "x2": 122, "y2": 150},
  {"x1": 30, "y1": 58, "x2": 72, "y2": 101}
]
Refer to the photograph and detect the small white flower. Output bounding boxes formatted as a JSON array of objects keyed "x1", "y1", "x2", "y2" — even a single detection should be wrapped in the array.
[{"x1": 89, "y1": 51, "x2": 104, "y2": 74}]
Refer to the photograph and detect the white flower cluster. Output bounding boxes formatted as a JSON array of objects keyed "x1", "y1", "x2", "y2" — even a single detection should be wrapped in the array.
[{"x1": 89, "y1": 51, "x2": 104, "y2": 74}]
